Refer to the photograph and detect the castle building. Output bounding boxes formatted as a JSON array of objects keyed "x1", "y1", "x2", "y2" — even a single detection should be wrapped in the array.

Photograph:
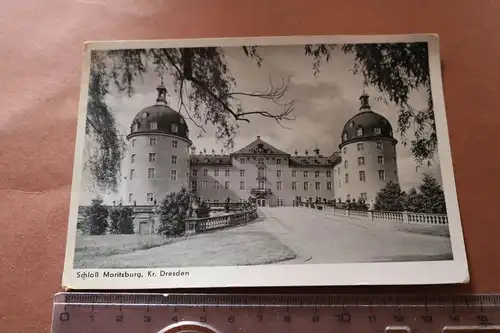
[{"x1": 124, "y1": 85, "x2": 399, "y2": 208}]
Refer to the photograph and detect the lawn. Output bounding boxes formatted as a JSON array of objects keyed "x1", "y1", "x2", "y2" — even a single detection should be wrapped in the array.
[{"x1": 73, "y1": 222, "x2": 297, "y2": 269}]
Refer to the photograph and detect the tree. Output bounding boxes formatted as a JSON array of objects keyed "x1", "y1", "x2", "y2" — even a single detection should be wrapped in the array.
[
  {"x1": 84, "y1": 197, "x2": 109, "y2": 235},
  {"x1": 108, "y1": 205, "x2": 135, "y2": 234},
  {"x1": 418, "y1": 174, "x2": 447, "y2": 214},
  {"x1": 402, "y1": 187, "x2": 425, "y2": 213},
  {"x1": 374, "y1": 181, "x2": 406, "y2": 211},
  {"x1": 87, "y1": 43, "x2": 434, "y2": 192},
  {"x1": 157, "y1": 187, "x2": 193, "y2": 237}
]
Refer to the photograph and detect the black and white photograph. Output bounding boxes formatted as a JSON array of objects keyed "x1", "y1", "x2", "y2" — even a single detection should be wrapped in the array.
[{"x1": 63, "y1": 35, "x2": 468, "y2": 289}]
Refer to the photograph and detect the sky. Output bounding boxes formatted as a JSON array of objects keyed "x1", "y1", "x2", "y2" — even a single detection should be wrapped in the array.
[{"x1": 79, "y1": 44, "x2": 442, "y2": 205}]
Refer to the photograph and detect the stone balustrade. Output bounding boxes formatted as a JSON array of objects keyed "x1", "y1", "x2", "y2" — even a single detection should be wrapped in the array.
[
  {"x1": 301, "y1": 204, "x2": 448, "y2": 225},
  {"x1": 185, "y1": 208, "x2": 258, "y2": 235}
]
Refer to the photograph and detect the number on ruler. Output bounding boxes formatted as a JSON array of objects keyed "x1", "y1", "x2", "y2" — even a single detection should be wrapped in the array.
[
  {"x1": 172, "y1": 316, "x2": 178, "y2": 322},
  {"x1": 200, "y1": 316, "x2": 207, "y2": 323},
  {"x1": 116, "y1": 315, "x2": 123, "y2": 322},
  {"x1": 421, "y1": 315, "x2": 433, "y2": 323},
  {"x1": 284, "y1": 315, "x2": 292, "y2": 323},
  {"x1": 450, "y1": 315, "x2": 460, "y2": 322},
  {"x1": 368, "y1": 315, "x2": 376, "y2": 323},
  {"x1": 144, "y1": 316, "x2": 151, "y2": 323},
  {"x1": 394, "y1": 315, "x2": 405, "y2": 322},
  {"x1": 477, "y1": 315, "x2": 489, "y2": 323},
  {"x1": 59, "y1": 313, "x2": 70, "y2": 322},
  {"x1": 312, "y1": 315, "x2": 320, "y2": 323},
  {"x1": 336, "y1": 313, "x2": 351, "y2": 323},
  {"x1": 228, "y1": 316, "x2": 235, "y2": 323},
  {"x1": 257, "y1": 315, "x2": 263, "y2": 322}
]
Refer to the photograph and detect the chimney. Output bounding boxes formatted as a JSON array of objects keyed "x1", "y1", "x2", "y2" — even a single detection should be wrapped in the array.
[
  {"x1": 221, "y1": 149, "x2": 224, "y2": 155},
  {"x1": 314, "y1": 147, "x2": 320, "y2": 157},
  {"x1": 203, "y1": 148, "x2": 207, "y2": 155},
  {"x1": 294, "y1": 150, "x2": 298, "y2": 157},
  {"x1": 190, "y1": 146, "x2": 196, "y2": 155},
  {"x1": 212, "y1": 149, "x2": 215, "y2": 156},
  {"x1": 199, "y1": 150, "x2": 203, "y2": 155},
  {"x1": 305, "y1": 149, "x2": 309, "y2": 157}
]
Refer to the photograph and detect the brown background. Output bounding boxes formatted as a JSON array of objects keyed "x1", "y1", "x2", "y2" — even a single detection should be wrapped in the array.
[{"x1": 1, "y1": 0, "x2": 500, "y2": 332}]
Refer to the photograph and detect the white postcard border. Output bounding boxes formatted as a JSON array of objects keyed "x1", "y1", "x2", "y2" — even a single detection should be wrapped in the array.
[{"x1": 62, "y1": 34, "x2": 469, "y2": 290}]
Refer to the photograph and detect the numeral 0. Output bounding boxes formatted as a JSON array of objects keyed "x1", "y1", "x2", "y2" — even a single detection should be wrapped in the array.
[{"x1": 336, "y1": 313, "x2": 351, "y2": 323}]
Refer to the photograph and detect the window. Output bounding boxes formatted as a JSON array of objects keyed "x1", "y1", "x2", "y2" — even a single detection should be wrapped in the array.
[
  {"x1": 191, "y1": 180, "x2": 197, "y2": 190},
  {"x1": 343, "y1": 133, "x2": 347, "y2": 141},
  {"x1": 132, "y1": 139, "x2": 136, "y2": 147},
  {"x1": 375, "y1": 127, "x2": 381, "y2": 135},
  {"x1": 239, "y1": 158, "x2": 245, "y2": 164},
  {"x1": 357, "y1": 128, "x2": 363, "y2": 136},
  {"x1": 192, "y1": 169, "x2": 198, "y2": 177},
  {"x1": 378, "y1": 156, "x2": 384, "y2": 164},
  {"x1": 225, "y1": 169, "x2": 230, "y2": 177},
  {"x1": 359, "y1": 171, "x2": 366, "y2": 181},
  {"x1": 147, "y1": 193, "x2": 155, "y2": 203},
  {"x1": 357, "y1": 143, "x2": 363, "y2": 151},
  {"x1": 303, "y1": 171, "x2": 308, "y2": 177},
  {"x1": 240, "y1": 169, "x2": 245, "y2": 177},
  {"x1": 214, "y1": 169, "x2": 219, "y2": 176},
  {"x1": 215, "y1": 181, "x2": 220, "y2": 189},
  {"x1": 315, "y1": 170, "x2": 320, "y2": 178},
  {"x1": 258, "y1": 181, "x2": 265, "y2": 189},
  {"x1": 377, "y1": 142, "x2": 383, "y2": 150},
  {"x1": 240, "y1": 181, "x2": 245, "y2": 190},
  {"x1": 170, "y1": 170, "x2": 177, "y2": 180},
  {"x1": 172, "y1": 140, "x2": 178, "y2": 148},
  {"x1": 346, "y1": 194, "x2": 351, "y2": 201},
  {"x1": 277, "y1": 170, "x2": 282, "y2": 178},
  {"x1": 172, "y1": 155, "x2": 177, "y2": 164},
  {"x1": 358, "y1": 157, "x2": 365, "y2": 165},
  {"x1": 203, "y1": 169, "x2": 208, "y2": 177},
  {"x1": 149, "y1": 137, "x2": 157, "y2": 146},
  {"x1": 172, "y1": 124, "x2": 178, "y2": 133},
  {"x1": 378, "y1": 170, "x2": 385, "y2": 180},
  {"x1": 258, "y1": 167, "x2": 265, "y2": 178},
  {"x1": 149, "y1": 153, "x2": 156, "y2": 162},
  {"x1": 277, "y1": 181, "x2": 282, "y2": 190},
  {"x1": 344, "y1": 160, "x2": 348, "y2": 169},
  {"x1": 129, "y1": 169, "x2": 135, "y2": 180},
  {"x1": 315, "y1": 182, "x2": 321, "y2": 191},
  {"x1": 292, "y1": 181, "x2": 297, "y2": 190},
  {"x1": 326, "y1": 170, "x2": 332, "y2": 178},
  {"x1": 202, "y1": 181, "x2": 207, "y2": 189},
  {"x1": 258, "y1": 158, "x2": 264, "y2": 165},
  {"x1": 133, "y1": 123, "x2": 139, "y2": 131},
  {"x1": 148, "y1": 168, "x2": 155, "y2": 179},
  {"x1": 292, "y1": 170, "x2": 297, "y2": 177},
  {"x1": 277, "y1": 159, "x2": 282, "y2": 165},
  {"x1": 345, "y1": 173, "x2": 349, "y2": 184},
  {"x1": 131, "y1": 154, "x2": 136, "y2": 163},
  {"x1": 128, "y1": 193, "x2": 133, "y2": 202},
  {"x1": 304, "y1": 182, "x2": 309, "y2": 191},
  {"x1": 343, "y1": 147, "x2": 347, "y2": 154},
  {"x1": 360, "y1": 192, "x2": 367, "y2": 201},
  {"x1": 338, "y1": 179, "x2": 341, "y2": 188},
  {"x1": 225, "y1": 181, "x2": 230, "y2": 190},
  {"x1": 149, "y1": 122, "x2": 157, "y2": 130},
  {"x1": 327, "y1": 182, "x2": 332, "y2": 190}
]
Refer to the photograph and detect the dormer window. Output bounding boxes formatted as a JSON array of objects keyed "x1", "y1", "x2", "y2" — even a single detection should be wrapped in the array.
[
  {"x1": 149, "y1": 122, "x2": 158, "y2": 130},
  {"x1": 172, "y1": 124, "x2": 178, "y2": 133},
  {"x1": 357, "y1": 128, "x2": 363, "y2": 136},
  {"x1": 375, "y1": 127, "x2": 381, "y2": 135},
  {"x1": 342, "y1": 133, "x2": 347, "y2": 141},
  {"x1": 133, "y1": 123, "x2": 139, "y2": 131}
]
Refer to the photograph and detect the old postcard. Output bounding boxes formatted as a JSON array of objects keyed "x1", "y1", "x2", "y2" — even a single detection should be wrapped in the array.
[{"x1": 63, "y1": 34, "x2": 469, "y2": 289}]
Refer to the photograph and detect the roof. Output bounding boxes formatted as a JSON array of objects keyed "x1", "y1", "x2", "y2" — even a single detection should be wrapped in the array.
[
  {"x1": 231, "y1": 136, "x2": 289, "y2": 156},
  {"x1": 290, "y1": 153, "x2": 341, "y2": 167},
  {"x1": 190, "y1": 154, "x2": 232, "y2": 165},
  {"x1": 339, "y1": 93, "x2": 395, "y2": 148},
  {"x1": 126, "y1": 85, "x2": 190, "y2": 142}
]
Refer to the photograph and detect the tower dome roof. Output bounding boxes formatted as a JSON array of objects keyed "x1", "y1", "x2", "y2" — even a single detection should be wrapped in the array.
[
  {"x1": 127, "y1": 83, "x2": 190, "y2": 141},
  {"x1": 339, "y1": 92, "x2": 396, "y2": 148}
]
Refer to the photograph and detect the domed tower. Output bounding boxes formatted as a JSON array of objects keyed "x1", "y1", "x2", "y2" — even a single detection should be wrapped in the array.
[
  {"x1": 125, "y1": 82, "x2": 191, "y2": 205},
  {"x1": 334, "y1": 92, "x2": 398, "y2": 203}
]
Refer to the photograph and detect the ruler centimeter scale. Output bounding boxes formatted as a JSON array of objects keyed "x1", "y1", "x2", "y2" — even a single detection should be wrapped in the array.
[{"x1": 51, "y1": 293, "x2": 500, "y2": 333}]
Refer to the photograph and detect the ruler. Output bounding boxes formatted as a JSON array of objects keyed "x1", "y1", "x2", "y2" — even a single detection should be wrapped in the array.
[{"x1": 51, "y1": 293, "x2": 500, "y2": 333}]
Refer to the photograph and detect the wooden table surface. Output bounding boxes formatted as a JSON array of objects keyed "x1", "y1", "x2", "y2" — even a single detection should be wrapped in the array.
[{"x1": 1, "y1": 0, "x2": 500, "y2": 331}]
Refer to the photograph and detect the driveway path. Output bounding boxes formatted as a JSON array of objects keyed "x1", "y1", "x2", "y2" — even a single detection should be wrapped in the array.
[{"x1": 258, "y1": 207, "x2": 453, "y2": 264}]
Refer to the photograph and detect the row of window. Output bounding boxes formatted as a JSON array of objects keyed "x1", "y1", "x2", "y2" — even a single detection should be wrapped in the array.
[
  {"x1": 342, "y1": 170, "x2": 387, "y2": 185},
  {"x1": 192, "y1": 169, "x2": 334, "y2": 178},
  {"x1": 342, "y1": 156, "x2": 387, "y2": 169},
  {"x1": 240, "y1": 157, "x2": 284, "y2": 165},
  {"x1": 131, "y1": 138, "x2": 179, "y2": 148},
  {"x1": 343, "y1": 142, "x2": 384, "y2": 154},
  {"x1": 130, "y1": 153, "x2": 178, "y2": 164},
  {"x1": 190, "y1": 180, "x2": 333, "y2": 191},
  {"x1": 133, "y1": 122, "x2": 179, "y2": 133},
  {"x1": 129, "y1": 169, "x2": 178, "y2": 180}
]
